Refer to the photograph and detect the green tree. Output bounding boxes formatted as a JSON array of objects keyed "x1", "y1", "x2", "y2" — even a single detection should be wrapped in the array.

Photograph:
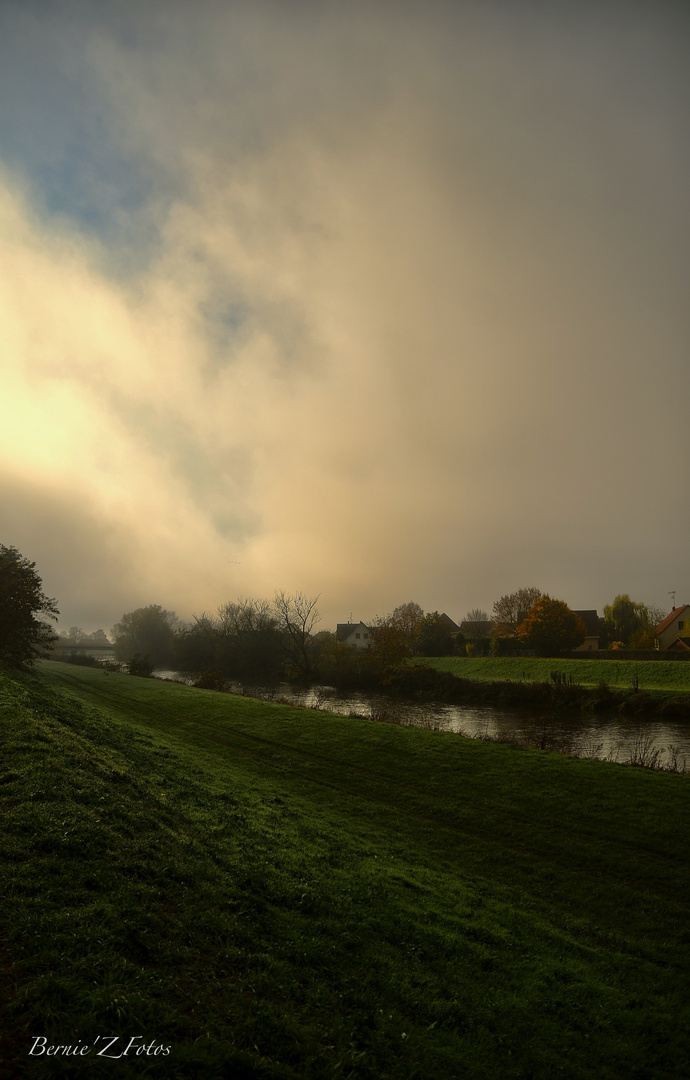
[
  {"x1": 112, "y1": 606, "x2": 180, "y2": 668},
  {"x1": 603, "y1": 597, "x2": 667, "y2": 649},
  {"x1": 0, "y1": 545, "x2": 59, "y2": 666},
  {"x1": 603, "y1": 595, "x2": 648, "y2": 646},
  {"x1": 517, "y1": 596, "x2": 586, "y2": 656}
]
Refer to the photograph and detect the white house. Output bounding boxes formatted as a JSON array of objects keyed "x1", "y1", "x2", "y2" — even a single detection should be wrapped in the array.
[
  {"x1": 335, "y1": 622, "x2": 373, "y2": 649},
  {"x1": 655, "y1": 606, "x2": 690, "y2": 650}
]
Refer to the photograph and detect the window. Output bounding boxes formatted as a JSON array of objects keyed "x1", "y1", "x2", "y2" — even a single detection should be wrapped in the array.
[{"x1": 355, "y1": 633, "x2": 360, "y2": 639}]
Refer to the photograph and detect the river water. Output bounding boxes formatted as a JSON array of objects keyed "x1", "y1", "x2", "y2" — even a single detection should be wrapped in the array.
[{"x1": 153, "y1": 671, "x2": 690, "y2": 771}]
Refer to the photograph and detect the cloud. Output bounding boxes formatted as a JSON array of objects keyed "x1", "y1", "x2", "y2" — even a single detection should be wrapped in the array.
[{"x1": 0, "y1": 0, "x2": 688, "y2": 632}]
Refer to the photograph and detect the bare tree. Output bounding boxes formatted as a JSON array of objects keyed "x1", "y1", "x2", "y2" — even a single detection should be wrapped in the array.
[
  {"x1": 273, "y1": 591, "x2": 321, "y2": 678},
  {"x1": 183, "y1": 598, "x2": 281, "y2": 677},
  {"x1": 463, "y1": 609, "x2": 491, "y2": 639},
  {"x1": 216, "y1": 597, "x2": 276, "y2": 638},
  {"x1": 492, "y1": 588, "x2": 542, "y2": 637}
]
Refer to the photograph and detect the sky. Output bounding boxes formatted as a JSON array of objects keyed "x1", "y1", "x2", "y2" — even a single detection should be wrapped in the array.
[{"x1": 0, "y1": 0, "x2": 688, "y2": 636}]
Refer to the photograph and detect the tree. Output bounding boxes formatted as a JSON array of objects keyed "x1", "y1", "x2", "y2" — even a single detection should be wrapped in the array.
[
  {"x1": 415, "y1": 612, "x2": 453, "y2": 657},
  {"x1": 463, "y1": 608, "x2": 491, "y2": 639},
  {"x1": 368, "y1": 618, "x2": 411, "y2": 670},
  {"x1": 367, "y1": 602, "x2": 425, "y2": 669},
  {"x1": 272, "y1": 591, "x2": 321, "y2": 678},
  {"x1": 628, "y1": 603, "x2": 667, "y2": 649},
  {"x1": 390, "y1": 602, "x2": 424, "y2": 646},
  {"x1": 492, "y1": 587, "x2": 542, "y2": 637},
  {"x1": 176, "y1": 597, "x2": 283, "y2": 679},
  {"x1": 603, "y1": 596, "x2": 668, "y2": 649},
  {"x1": 517, "y1": 595, "x2": 586, "y2": 656},
  {"x1": 0, "y1": 545, "x2": 59, "y2": 666},
  {"x1": 603, "y1": 595, "x2": 648, "y2": 647},
  {"x1": 112, "y1": 605, "x2": 180, "y2": 668}
]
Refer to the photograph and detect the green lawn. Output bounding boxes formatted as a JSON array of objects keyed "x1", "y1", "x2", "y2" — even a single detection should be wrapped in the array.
[
  {"x1": 418, "y1": 654, "x2": 690, "y2": 692},
  {"x1": 2, "y1": 660, "x2": 690, "y2": 1079}
]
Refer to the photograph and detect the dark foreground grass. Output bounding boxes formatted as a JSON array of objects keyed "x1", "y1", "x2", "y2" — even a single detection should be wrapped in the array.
[{"x1": 2, "y1": 662, "x2": 690, "y2": 1079}]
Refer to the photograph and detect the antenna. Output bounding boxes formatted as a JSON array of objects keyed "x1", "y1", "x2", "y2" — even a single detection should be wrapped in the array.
[{"x1": 669, "y1": 590, "x2": 676, "y2": 609}]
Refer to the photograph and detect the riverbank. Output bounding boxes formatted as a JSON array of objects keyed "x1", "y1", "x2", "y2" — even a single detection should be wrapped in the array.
[
  {"x1": 418, "y1": 654, "x2": 690, "y2": 691},
  {"x1": 3, "y1": 660, "x2": 690, "y2": 1078},
  {"x1": 403, "y1": 656, "x2": 690, "y2": 716}
]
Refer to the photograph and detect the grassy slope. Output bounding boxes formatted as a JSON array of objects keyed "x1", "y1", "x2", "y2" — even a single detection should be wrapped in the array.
[
  {"x1": 1, "y1": 661, "x2": 689, "y2": 1079},
  {"x1": 418, "y1": 655, "x2": 690, "y2": 692}
]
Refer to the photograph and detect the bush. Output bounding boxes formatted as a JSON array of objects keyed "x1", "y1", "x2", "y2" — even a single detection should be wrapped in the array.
[
  {"x1": 127, "y1": 655, "x2": 153, "y2": 677},
  {"x1": 193, "y1": 669, "x2": 228, "y2": 692}
]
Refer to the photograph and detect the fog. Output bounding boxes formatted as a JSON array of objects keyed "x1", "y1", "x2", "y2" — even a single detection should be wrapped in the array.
[{"x1": 0, "y1": 0, "x2": 687, "y2": 633}]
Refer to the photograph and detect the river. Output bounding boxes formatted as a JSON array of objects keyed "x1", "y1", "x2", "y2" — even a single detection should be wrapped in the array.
[{"x1": 153, "y1": 671, "x2": 690, "y2": 771}]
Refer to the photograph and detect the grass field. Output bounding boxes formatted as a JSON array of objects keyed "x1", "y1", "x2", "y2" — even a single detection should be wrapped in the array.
[
  {"x1": 2, "y1": 660, "x2": 690, "y2": 1079},
  {"x1": 418, "y1": 655, "x2": 690, "y2": 693}
]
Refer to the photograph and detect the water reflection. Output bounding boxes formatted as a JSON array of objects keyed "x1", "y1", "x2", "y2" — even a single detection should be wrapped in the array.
[{"x1": 154, "y1": 672, "x2": 690, "y2": 772}]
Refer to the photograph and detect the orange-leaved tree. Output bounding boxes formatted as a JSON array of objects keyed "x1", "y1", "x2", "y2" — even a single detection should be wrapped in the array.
[{"x1": 517, "y1": 595, "x2": 586, "y2": 657}]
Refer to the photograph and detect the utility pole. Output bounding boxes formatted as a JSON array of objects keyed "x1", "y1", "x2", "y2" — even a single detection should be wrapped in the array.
[{"x1": 669, "y1": 590, "x2": 676, "y2": 609}]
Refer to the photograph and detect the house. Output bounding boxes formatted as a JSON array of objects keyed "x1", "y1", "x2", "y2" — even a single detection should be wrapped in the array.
[
  {"x1": 335, "y1": 622, "x2": 373, "y2": 649},
  {"x1": 437, "y1": 613, "x2": 461, "y2": 635},
  {"x1": 667, "y1": 636, "x2": 690, "y2": 652},
  {"x1": 458, "y1": 618, "x2": 494, "y2": 639},
  {"x1": 655, "y1": 606, "x2": 690, "y2": 651},
  {"x1": 572, "y1": 610, "x2": 600, "y2": 652}
]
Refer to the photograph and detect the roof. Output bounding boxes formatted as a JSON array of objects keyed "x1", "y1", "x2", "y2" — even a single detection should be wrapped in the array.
[
  {"x1": 668, "y1": 636, "x2": 690, "y2": 652},
  {"x1": 458, "y1": 620, "x2": 494, "y2": 635},
  {"x1": 655, "y1": 606, "x2": 690, "y2": 635},
  {"x1": 335, "y1": 622, "x2": 371, "y2": 640},
  {"x1": 572, "y1": 610, "x2": 600, "y2": 636},
  {"x1": 437, "y1": 613, "x2": 461, "y2": 633}
]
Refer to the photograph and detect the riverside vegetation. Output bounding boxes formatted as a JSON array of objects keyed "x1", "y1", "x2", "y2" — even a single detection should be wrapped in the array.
[
  {"x1": 421, "y1": 656, "x2": 690, "y2": 693},
  {"x1": 400, "y1": 656, "x2": 690, "y2": 718},
  {"x1": 2, "y1": 660, "x2": 690, "y2": 1079}
]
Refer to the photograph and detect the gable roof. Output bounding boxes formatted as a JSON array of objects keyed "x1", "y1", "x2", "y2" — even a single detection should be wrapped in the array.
[
  {"x1": 655, "y1": 605, "x2": 690, "y2": 635},
  {"x1": 335, "y1": 622, "x2": 371, "y2": 640},
  {"x1": 668, "y1": 636, "x2": 690, "y2": 651}
]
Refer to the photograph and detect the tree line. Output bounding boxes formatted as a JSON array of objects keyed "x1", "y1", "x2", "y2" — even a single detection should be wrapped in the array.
[
  {"x1": 108, "y1": 595, "x2": 590, "y2": 686},
  {"x1": 0, "y1": 542, "x2": 672, "y2": 678},
  {"x1": 110, "y1": 590, "x2": 668, "y2": 682}
]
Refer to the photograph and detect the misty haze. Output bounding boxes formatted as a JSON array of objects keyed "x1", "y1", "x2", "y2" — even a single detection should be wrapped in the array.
[{"x1": 2, "y1": 3, "x2": 689, "y2": 1078}]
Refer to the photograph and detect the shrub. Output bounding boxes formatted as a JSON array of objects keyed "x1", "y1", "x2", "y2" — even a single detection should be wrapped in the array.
[{"x1": 127, "y1": 655, "x2": 154, "y2": 677}]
